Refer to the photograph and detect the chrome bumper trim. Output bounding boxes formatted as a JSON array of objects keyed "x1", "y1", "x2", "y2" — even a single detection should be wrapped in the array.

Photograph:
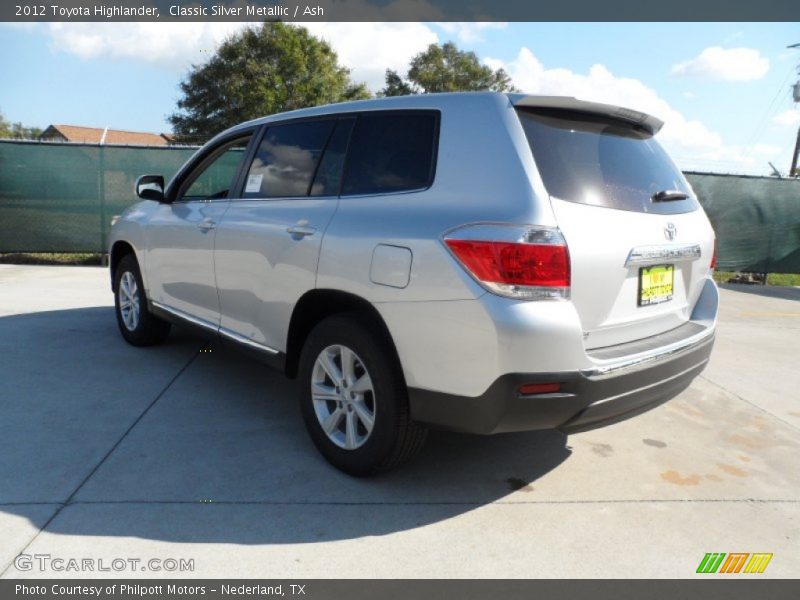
[{"x1": 580, "y1": 325, "x2": 714, "y2": 380}]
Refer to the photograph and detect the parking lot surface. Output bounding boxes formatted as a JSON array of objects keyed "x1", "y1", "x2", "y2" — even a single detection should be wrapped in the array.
[{"x1": 0, "y1": 265, "x2": 798, "y2": 578}]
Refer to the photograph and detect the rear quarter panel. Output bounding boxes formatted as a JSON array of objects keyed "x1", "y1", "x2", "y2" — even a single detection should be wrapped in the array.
[{"x1": 315, "y1": 93, "x2": 555, "y2": 302}]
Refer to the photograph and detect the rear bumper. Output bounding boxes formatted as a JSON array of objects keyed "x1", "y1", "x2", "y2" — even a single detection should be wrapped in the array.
[{"x1": 407, "y1": 329, "x2": 714, "y2": 435}]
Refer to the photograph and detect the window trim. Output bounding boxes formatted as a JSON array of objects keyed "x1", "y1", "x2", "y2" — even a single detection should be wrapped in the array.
[
  {"x1": 310, "y1": 117, "x2": 355, "y2": 198},
  {"x1": 227, "y1": 109, "x2": 441, "y2": 202}
]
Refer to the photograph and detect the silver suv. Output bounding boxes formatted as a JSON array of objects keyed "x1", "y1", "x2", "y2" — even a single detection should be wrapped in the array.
[{"x1": 110, "y1": 92, "x2": 718, "y2": 475}]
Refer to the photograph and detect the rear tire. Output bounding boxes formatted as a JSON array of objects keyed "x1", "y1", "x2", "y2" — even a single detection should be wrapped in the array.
[
  {"x1": 114, "y1": 254, "x2": 171, "y2": 346},
  {"x1": 298, "y1": 313, "x2": 427, "y2": 476}
]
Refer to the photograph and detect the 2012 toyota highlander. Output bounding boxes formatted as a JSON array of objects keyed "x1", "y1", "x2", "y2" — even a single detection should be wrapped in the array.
[{"x1": 109, "y1": 92, "x2": 718, "y2": 475}]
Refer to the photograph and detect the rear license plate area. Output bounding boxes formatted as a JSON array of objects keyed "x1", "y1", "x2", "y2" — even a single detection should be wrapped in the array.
[{"x1": 638, "y1": 264, "x2": 674, "y2": 306}]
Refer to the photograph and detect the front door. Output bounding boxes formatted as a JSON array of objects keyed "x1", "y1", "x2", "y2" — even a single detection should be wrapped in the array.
[{"x1": 145, "y1": 133, "x2": 253, "y2": 326}]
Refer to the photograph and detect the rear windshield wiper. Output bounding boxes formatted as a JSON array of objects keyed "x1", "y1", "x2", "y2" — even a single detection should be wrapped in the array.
[{"x1": 651, "y1": 190, "x2": 689, "y2": 202}]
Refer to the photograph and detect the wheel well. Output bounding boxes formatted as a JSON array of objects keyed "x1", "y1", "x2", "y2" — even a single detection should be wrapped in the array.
[
  {"x1": 285, "y1": 289, "x2": 399, "y2": 379},
  {"x1": 109, "y1": 241, "x2": 135, "y2": 291}
]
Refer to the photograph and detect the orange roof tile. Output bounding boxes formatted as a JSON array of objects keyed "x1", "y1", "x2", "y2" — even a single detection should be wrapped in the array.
[{"x1": 43, "y1": 124, "x2": 172, "y2": 146}]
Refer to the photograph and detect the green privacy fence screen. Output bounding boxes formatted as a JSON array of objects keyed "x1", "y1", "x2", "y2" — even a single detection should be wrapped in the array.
[
  {"x1": 0, "y1": 141, "x2": 197, "y2": 253},
  {"x1": 685, "y1": 172, "x2": 800, "y2": 273},
  {"x1": 0, "y1": 140, "x2": 799, "y2": 272}
]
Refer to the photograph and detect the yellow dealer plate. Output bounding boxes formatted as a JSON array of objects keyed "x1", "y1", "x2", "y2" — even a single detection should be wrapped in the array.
[{"x1": 638, "y1": 264, "x2": 674, "y2": 306}]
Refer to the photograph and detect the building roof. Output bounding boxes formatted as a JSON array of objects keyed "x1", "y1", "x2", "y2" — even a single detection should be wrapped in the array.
[{"x1": 40, "y1": 124, "x2": 173, "y2": 146}]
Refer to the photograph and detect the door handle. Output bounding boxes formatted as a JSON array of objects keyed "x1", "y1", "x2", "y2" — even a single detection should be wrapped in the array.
[
  {"x1": 198, "y1": 218, "x2": 216, "y2": 232},
  {"x1": 287, "y1": 224, "x2": 317, "y2": 237}
]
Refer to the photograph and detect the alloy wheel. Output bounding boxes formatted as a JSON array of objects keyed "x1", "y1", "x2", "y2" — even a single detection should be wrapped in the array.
[
  {"x1": 311, "y1": 344, "x2": 376, "y2": 450},
  {"x1": 118, "y1": 271, "x2": 140, "y2": 331}
]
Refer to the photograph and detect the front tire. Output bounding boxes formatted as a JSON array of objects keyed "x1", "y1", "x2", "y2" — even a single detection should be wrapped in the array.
[
  {"x1": 298, "y1": 313, "x2": 427, "y2": 476},
  {"x1": 114, "y1": 254, "x2": 171, "y2": 346}
]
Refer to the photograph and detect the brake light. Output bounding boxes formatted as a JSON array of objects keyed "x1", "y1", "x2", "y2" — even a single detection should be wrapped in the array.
[
  {"x1": 710, "y1": 239, "x2": 717, "y2": 270},
  {"x1": 446, "y1": 240, "x2": 570, "y2": 286},
  {"x1": 518, "y1": 382, "x2": 561, "y2": 395},
  {"x1": 444, "y1": 225, "x2": 570, "y2": 300}
]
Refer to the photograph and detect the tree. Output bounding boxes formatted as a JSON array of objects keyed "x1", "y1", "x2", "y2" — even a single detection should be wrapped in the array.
[
  {"x1": 0, "y1": 111, "x2": 41, "y2": 139},
  {"x1": 0, "y1": 112, "x2": 10, "y2": 138},
  {"x1": 169, "y1": 23, "x2": 370, "y2": 143},
  {"x1": 381, "y1": 42, "x2": 516, "y2": 96},
  {"x1": 380, "y1": 69, "x2": 415, "y2": 97}
]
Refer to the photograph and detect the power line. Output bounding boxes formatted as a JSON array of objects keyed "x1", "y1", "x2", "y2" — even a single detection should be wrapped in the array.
[
  {"x1": 788, "y1": 42, "x2": 800, "y2": 175},
  {"x1": 740, "y1": 62, "x2": 796, "y2": 161}
]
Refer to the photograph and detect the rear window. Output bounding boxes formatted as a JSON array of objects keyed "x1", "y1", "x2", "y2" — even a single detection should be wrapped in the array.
[
  {"x1": 517, "y1": 109, "x2": 698, "y2": 214},
  {"x1": 342, "y1": 112, "x2": 437, "y2": 196}
]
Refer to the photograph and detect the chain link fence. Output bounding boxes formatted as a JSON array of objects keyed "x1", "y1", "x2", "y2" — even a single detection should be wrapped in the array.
[{"x1": 0, "y1": 140, "x2": 798, "y2": 272}]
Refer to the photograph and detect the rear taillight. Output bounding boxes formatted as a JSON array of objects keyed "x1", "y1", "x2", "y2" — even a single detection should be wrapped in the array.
[
  {"x1": 444, "y1": 225, "x2": 570, "y2": 300},
  {"x1": 710, "y1": 239, "x2": 717, "y2": 270}
]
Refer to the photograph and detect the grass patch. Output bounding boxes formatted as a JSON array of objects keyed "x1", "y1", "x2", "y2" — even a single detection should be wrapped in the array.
[
  {"x1": 714, "y1": 270, "x2": 800, "y2": 286},
  {"x1": 0, "y1": 252, "x2": 104, "y2": 266},
  {"x1": 767, "y1": 273, "x2": 800, "y2": 287},
  {"x1": 713, "y1": 271, "x2": 736, "y2": 284},
  {"x1": 714, "y1": 271, "x2": 737, "y2": 283}
]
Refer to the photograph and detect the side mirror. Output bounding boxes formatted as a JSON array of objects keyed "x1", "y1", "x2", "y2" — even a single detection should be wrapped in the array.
[{"x1": 135, "y1": 174, "x2": 166, "y2": 202}]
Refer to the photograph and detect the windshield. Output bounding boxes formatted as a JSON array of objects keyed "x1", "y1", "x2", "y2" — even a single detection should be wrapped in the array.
[{"x1": 517, "y1": 108, "x2": 698, "y2": 215}]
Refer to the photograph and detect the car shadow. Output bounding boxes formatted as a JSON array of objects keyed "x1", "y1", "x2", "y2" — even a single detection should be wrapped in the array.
[{"x1": 0, "y1": 306, "x2": 570, "y2": 545}]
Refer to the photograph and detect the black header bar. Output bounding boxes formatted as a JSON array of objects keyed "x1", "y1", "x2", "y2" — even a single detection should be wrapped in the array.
[
  {"x1": 3, "y1": 580, "x2": 800, "y2": 600},
  {"x1": 3, "y1": 0, "x2": 800, "y2": 22}
]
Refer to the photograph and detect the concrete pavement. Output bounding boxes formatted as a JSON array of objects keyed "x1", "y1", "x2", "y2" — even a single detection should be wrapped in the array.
[{"x1": 0, "y1": 265, "x2": 797, "y2": 578}]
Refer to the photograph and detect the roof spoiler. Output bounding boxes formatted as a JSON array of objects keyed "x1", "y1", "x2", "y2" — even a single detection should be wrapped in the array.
[{"x1": 509, "y1": 94, "x2": 664, "y2": 135}]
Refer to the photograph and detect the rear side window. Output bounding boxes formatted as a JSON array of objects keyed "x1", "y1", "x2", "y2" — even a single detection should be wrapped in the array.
[
  {"x1": 342, "y1": 112, "x2": 437, "y2": 196},
  {"x1": 244, "y1": 120, "x2": 335, "y2": 198},
  {"x1": 517, "y1": 109, "x2": 698, "y2": 214}
]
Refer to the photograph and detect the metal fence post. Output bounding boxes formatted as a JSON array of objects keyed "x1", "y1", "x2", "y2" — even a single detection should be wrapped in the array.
[
  {"x1": 98, "y1": 145, "x2": 106, "y2": 253},
  {"x1": 763, "y1": 221, "x2": 775, "y2": 283}
]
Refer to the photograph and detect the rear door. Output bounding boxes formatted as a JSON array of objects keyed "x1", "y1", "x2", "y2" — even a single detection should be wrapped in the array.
[
  {"x1": 517, "y1": 109, "x2": 715, "y2": 349},
  {"x1": 213, "y1": 117, "x2": 353, "y2": 352}
]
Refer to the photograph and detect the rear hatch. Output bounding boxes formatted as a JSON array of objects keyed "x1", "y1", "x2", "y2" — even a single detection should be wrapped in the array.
[{"x1": 515, "y1": 104, "x2": 715, "y2": 349}]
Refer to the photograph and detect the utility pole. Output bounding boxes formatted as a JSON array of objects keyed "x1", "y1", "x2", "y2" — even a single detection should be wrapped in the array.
[{"x1": 790, "y1": 43, "x2": 800, "y2": 177}]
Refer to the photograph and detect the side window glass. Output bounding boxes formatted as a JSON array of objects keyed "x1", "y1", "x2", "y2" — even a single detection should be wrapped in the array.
[
  {"x1": 342, "y1": 112, "x2": 437, "y2": 196},
  {"x1": 310, "y1": 118, "x2": 354, "y2": 197},
  {"x1": 180, "y1": 136, "x2": 251, "y2": 201},
  {"x1": 243, "y1": 120, "x2": 335, "y2": 198}
]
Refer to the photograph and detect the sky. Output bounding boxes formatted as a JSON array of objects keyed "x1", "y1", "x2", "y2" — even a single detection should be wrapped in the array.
[{"x1": 1, "y1": 21, "x2": 799, "y2": 175}]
